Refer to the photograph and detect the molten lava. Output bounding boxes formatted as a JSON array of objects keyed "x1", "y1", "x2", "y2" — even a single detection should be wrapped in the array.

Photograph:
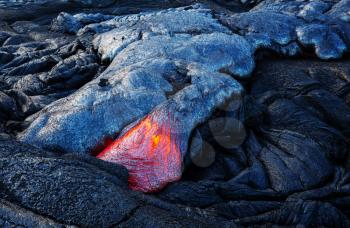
[{"x1": 97, "y1": 111, "x2": 183, "y2": 192}]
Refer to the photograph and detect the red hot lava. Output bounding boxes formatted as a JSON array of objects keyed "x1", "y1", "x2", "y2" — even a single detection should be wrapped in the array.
[{"x1": 97, "y1": 111, "x2": 183, "y2": 192}]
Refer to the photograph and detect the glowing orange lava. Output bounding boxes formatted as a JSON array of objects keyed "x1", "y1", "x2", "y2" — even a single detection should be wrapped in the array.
[{"x1": 97, "y1": 111, "x2": 183, "y2": 192}]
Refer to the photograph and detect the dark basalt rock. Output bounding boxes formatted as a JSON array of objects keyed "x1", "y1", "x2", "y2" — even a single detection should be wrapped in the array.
[
  {"x1": 0, "y1": 138, "x2": 236, "y2": 227},
  {"x1": 12, "y1": 73, "x2": 48, "y2": 96},
  {"x1": 72, "y1": 0, "x2": 116, "y2": 8},
  {"x1": 0, "y1": 138, "x2": 137, "y2": 227},
  {"x1": 0, "y1": 32, "x2": 11, "y2": 46},
  {"x1": 2, "y1": 35, "x2": 33, "y2": 46},
  {"x1": 0, "y1": 199, "x2": 65, "y2": 227},
  {"x1": 150, "y1": 58, "x2": 350, "y2": 226},
  {"x1": 118, "y1": 205, "x2": 233, "y2": 228},
  {"x1": 0, "y1": 51, "x2": 13, "y2": 64},
  {"x1": 7, "y1": 89, "x2": 60, "y2": 117},
  {"x1": 0, "y1": 91, "x2": 17, "y2": 120},
  {"x1": 238, "y1": 200, "x2": 350, "y2": 227},
  {"x1": 2, "y1": 55, "x2": 58, "y2": 76},
  {"x1": 159, "y1": 181, "x2": 223, "y2": 207},
  {"x1": 38, "y1": 51, "x2": 99, "y2": 90}
]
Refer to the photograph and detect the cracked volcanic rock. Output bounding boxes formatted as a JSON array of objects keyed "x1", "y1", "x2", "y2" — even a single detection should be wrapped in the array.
[{"x1": 0, "y1": 138, "x2": 137, "y2": 227}]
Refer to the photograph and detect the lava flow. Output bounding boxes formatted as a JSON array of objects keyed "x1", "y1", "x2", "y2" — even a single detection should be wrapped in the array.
[{"x1": 97, "y1": 111, "x2": 183, "y2": 193}]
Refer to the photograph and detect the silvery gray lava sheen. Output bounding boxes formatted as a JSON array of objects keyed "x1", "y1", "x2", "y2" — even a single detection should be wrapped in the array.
[
  {"x1": 19, "y1": 5, "x2": 253, "y2": 154},
  {"x1": 20, "y1": 1, "x2": 350, "y2": 154}
]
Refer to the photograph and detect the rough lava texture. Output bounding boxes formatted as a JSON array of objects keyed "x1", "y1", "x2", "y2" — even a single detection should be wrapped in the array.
[
  {"x1": 0, "y1": 0, "x2": 350, "y2": 226},
  {"x1": 19, "y1": 1, "x2": 350, "y2": 192},
  {"x1": 0, "y1": 137, "x2": 137, "y2": 227},
  {"x1": 19, "y1": 5, "x2": 254, "y2": 155},
  {"x1": 97, "y1": 69, "x2": 243, "y2": 192}
]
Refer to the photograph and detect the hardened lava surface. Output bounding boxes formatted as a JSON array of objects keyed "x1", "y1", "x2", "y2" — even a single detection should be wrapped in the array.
[{"x1": 0, "y1": 0, "x2": 350, "y2": 227}]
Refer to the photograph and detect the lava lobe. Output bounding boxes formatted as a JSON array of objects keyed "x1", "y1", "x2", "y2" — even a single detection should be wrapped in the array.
[{"x1": 97, "y1": 110, "x2": 183, "y2": 192}]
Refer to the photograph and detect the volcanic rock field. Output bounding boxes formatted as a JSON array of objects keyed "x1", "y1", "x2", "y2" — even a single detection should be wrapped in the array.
[{"x1": 0, "y1": 0, "x2": 350, "y2": 227}]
